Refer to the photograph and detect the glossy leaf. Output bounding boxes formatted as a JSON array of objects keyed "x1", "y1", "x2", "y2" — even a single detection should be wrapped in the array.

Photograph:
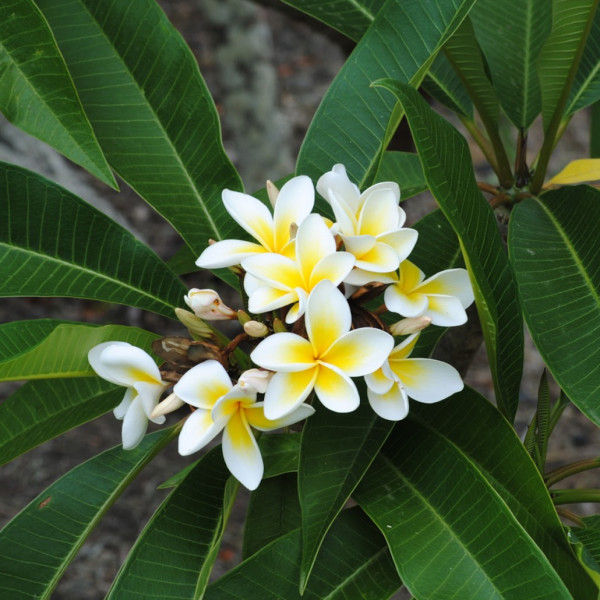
[
  {"x1": 0, "y1": 377, "x2": 121, "y2": 466},
  {"x1": 537, "y1": 0, "x2": 598, "y2": 128},
  {"x1": 408, "y1": 387, "x2": 597, "y2": 599},
  {"x1": 261, "y1": 433, "x2": 302, "y2": 479},
  {"x1": 0, "y1": 0, "x2": 115, "y2": 188},
  {"x1": 373, "y1": 152, "x2": 427, "y2": 200},
  {"x1": 470, "y1": 0, "x2": 552, "y2": 128},
  {"x1": 570, "y1": 516, "x2": 600, "y2": 586},
  {"x1": 565, "y1": 5, "x2": 600, "y2": 115},
  {"x1": 0, "y1": 320, "x2": 159, "y2": 381},
  {"x1": 206, "y1": 507, "x2": 401, "y2": 599},
  {"x1": 297, "y1": 0, "x2": 477, "y2": 200},
  {"x1": 0, "y1": 163, "x2": 186, "y2": 317},
  {"x1": 35, "y1": 0, "x2": 243, "y2": 255},
  {"x1": 243, "y1": 473, "x2": 301, "y2": 558},
  {"x1": 509, "y1": 186, "x2": 600, "y2": 426},
  {"x1": 378, "y1": 81, "x2": 523, "y2": 421},
  {"x1": 355, "y1": 395, "x2": 573, "y2": 599},
  {"x1": 106, "y1": 448, "x2": 236, "y2": 600},
  {"x1": 298, "y1": 394, "x2": 394, "y2": 591},
  {"x1": 0, "y1": 429, "x2": 175, "y2": 600}
]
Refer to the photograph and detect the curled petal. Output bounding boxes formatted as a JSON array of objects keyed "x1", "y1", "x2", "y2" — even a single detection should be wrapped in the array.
[
  {"x1": 222, "y1": 410, "x2": 263, "y2": 490},
  {"x1": 121, "y1": 395, "x2": 149, "y2": 450},
  {"x1": 359, "y1": 181, "x2": 401, "y2": 210},
  {"x1": 354, "y1": 242, "x2": 400, "y2": 273},
  {"x1": 364, "y1": 364, "x2": 395, "y2": 394},
  {"x1": 251, "y1": 332, "x2": 316, "y2": 372},
  {"x1": 378, "y1": 228, "x2": 418, "y2": 263},
  {"x1": 317, "y1": 164, "x2": 361, "y2": 213},
  {"x1": 178, "y1": 408, "x2": 225, "y2": 456},
  {"x1": 426, "y1": 295, "x2": 468, "y2": 327},
  {"x1": 222, "y1": 189, "x2": 274, "y2": 250},
  {"x1": 341, "y1": 234, "x2": 376, "y2": 258},
  {"x1": 89, "y1": 343, "x2": 162, "y2": 388},
  {"x1": 419, "y1": 268, "x2": 474, "y2": 307},
  {"x1": 195, "y1": 239, "x2": 265, "y2": 269},
  {"x1": 184, "y1": 288, "x2": 236, "y2": 320},
  {"x1": 367, "y1": 384, "x2": 410, "y2": 421},
  {"x1": 344, "y1": 268, "x2": 397, "y2": 286},
  {"x1": 133, "y1": 381, "x2": 166, "y2": 420},
  {"x1": 273, "y1": 175, "x2": 314, "y2": 249},
  {"x1": 174, "y1": 360, "x2": 232, "y2": 409},
  {"x1": 263, "y1": 368, "x2": 319, "y2": 420},
  {"x1": 247, "y1": 285, "x2": 298, "y2": 315},
  {"x1": 89, "y1": 341, "x2": 133, "y2": 386},
  {"x1": 305, "y1": 280, "x2": 352, "y2": 357},
  {"x1": 212, "y1": 385, "x2": 256, "y2": 423},
  {"x1": 328, "y1": 189, "x2": 358, "y2": 235},
  {"x1": 323, "y1": 328, "x2": 394, "y2": 377},
  {"x1": 314, "y1": 363, "x2": 360, "y2": 413},
  {"x1": 245, "y1": 402, "x2": 315, "y2": 431},
  {"x1": 113, "y1": 387, "x2": 136, "y2": 420},
  {"x1": 309, "y1": 251, "x2": 355, "y2": 290},
  {"x1": 384, "y1": 285, "x2": 428, "y2": 317},
  {"x1": 242, "y1": 253, "x2": 300, "y2": 291},
  {"x1": 238, "y1": 369, "x2": 272, "y2": 394}
]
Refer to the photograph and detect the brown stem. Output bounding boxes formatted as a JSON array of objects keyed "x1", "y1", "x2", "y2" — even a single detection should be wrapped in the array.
[{"x1": 556, "y1": 508, "x2": 584, "y2": 527}]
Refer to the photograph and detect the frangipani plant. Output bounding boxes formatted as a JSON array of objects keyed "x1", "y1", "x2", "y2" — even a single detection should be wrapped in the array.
[{"x1": 2, "y1": 0, "x2": 600, "y2": 598}]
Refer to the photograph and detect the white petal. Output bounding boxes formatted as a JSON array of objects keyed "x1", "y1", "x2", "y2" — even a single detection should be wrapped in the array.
[
  {"x1": 250, "y1": 333, "x2": 316, "y2": 372},
  {"x1": 354, "y1": 242, "x2": 400, "y2": 273},
  {"x1": 242, "y1": 253, "x2": 300, "y2": 291},
  {"x1": 316, "y1": 164, "x2": 361, "y2": 213},
  {"x1": 245, "y1": 402, "x2": 315, "y2": 431},
  {"x1": 263, "y1": 369, "x2": 318, "y2": 420},
  {"x1": 222, "y1": 189, "x2": 274, "y2": 250},
  {"x1": 295, "y1": 213, "x2": 337, "y2": 285},
  {"x1": 364, "y1": 364, "x2": 395, "y2": 394},
  {"x1": 329, "y1": 189, "x2": 358, "y2": 235},
  {"x1": 90, "y1": 343, "x2": 162, "y2": 388},
  {"x1": 305, "y1": 280, "x2": 352, "y2": 357},
  {"x1": 273, "y1": 175, "x2": 314, "y2": 249},
  {"x1": 359, "y1": 181, "x2": 400, "y2": 211},
  {"x1": 391, "y1": 358, "x2": 464, "y2": 403},
  {"x1": 426, "y1": 295, "x2": 468, "y2": 327},
  {"x1": 419, "y1": 268, "x2": 474, "y2": 308},
  {"x1": 358, "y1": 187, "x2": 403, "y2": 236},
  {"x1": 309, "y1": 251, "x2": 355, "y2": 289},
  {"x1": 113, "y1": 387, "x2": 136, "y2": 420},
  {"x1": 378, "y1": 228, "x2": 419, "y2": 263},
  {"x1": 89, "y1": 341, "x2": 132, "y2": 385},
  {"x1": 384, "y1": 285, "x2": 428, "y2": 317},
  {"x1": 195, "y1": 239, "x2": 265, "y2": 268},
  {"x1": 178, "y1": 408, "x2": 225, "y2": 455},
  {"x1": 344, "y1": 268, "x2": 397, "y2": 286},
  {"x1": 133, "y1": 380, "x2": 166, "y2": 420},
  {"x1": 341, "y1": 234, "x2": 376, "y2": 258},
  {"x1": 174, "y1": 360, "x2": 232, "y2": 409},
  {"x1": 247, "y1": 285, "x2": 298, "y2": 314},
  {"x1": 314, "y1": 363, "x2": 360, "y2": 413},
  {"x1": 222, "y1": 410, "x2": 263, "y2": 490},
  {"x1": 367, "y1": 384, "x2": 410, "y2": 421},
  {"x1": 121, "y1": 395, "x2": 149, "y2": 450}
]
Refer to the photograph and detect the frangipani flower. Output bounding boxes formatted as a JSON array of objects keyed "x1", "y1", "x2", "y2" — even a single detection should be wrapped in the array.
[
  {"x1": 184, "y1": 288, "x2": 236, "y2": 320},
  {"x1": 384, "y1": 260, "x2": 474, "y2": 327},
  {"x1": 365, "y1": 333, "x2": 463, "y2": 421},
  {"x1": 88, "y1": 342, "x2": 167, "y2": 450},
  {"x1": 175, "y1": 360, "x2": 313, "y2": 490},
  {"x1": 196, "y1": 175, "x2": 314, "y2": 268},
  {"x1": 251, "y1": 280, "x2": 394, "y2": 419},
  {"x1": 317, "y1": 164, "x2": 418, "y2": 274},
  {"x1": 242, "y1": 213, "x2": 355, "y2": 323}
]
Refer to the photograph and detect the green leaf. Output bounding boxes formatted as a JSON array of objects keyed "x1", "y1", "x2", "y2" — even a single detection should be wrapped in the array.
[
  {"x1": 408, "y1": 387, "x2": 597, "y2": 599},
  {"x1": 0, "y1": 428, "x2": 175, "y2": 600},
  {"x1": 206, "y1": 507, "x2": 402, "y2": 600},
  {"x1": 0, "y1": 377, "x2": 121, "y2": 466},
  {"x1": 35, "y1": 0, "x2": 243, "y2": 255},
  {"x1": 0, "y1": 320, "x2": 159, "y2": 381},
  {"x1": 378, "y1": 81, "x2": 523, "y2": 421},
  {"x1": 373, "y1": 152, "x2": 427, "y2": 200},
  {"x1": 538, "y1": 0, "x2": 599, "y2": 129},
  {"x1": 0, "y1": 0, "x2": 115, "y2": 188},
  {"x1": 261, "y1": 433, "x2": 302, "y2": 478},
  {"x1": 509, "y1": 186, "x2": 600, "y2": 426},
  {"x1": 354, "y1": 393, "x2": 573, "y2": 599},
  {"x1": 243, "y1": 473, "x2": 301, "y2": 559},
  {"x1": 298, "y1": 394, "x2": 394, "y2": 591},
  {"x1": 565, "y1": 5, "x2": 600, "y2": 115},
  {"x1": 0, "y1": 163, "x2": 186, "y2": 317},
  {"x1": 422, "y1": 52, "x2": 473, "y2": 118},
  {"x1": 106, "y1": 448, "x2": 236, "y2": 600},
  {"x1": 297, "y1": 0, "x2": 477, "y2": 198},
  {"x1": 570, "y1": 516, "x2": 600, "y2": 586},
  {"x1": 470, "y1": 0, "x2": 552, "y2": 128}
]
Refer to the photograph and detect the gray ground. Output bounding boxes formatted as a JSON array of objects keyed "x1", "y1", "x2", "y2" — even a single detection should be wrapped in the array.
[{"x1": 0, "y1": 1, "x2": 598, "y2": 598}]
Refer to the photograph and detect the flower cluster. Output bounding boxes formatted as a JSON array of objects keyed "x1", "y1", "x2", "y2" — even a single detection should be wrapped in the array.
[{"x1": 89, "y1": 165, "x2": 474, "y2": 489}]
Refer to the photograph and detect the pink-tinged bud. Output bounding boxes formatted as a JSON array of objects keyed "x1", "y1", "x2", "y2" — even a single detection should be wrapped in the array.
[
  {"x1": 243, "y1": 320, "x2": 269, "y2": 338},
  {"x1": 266, "y1": 180, "x2": 279, "y2": 208},
  {"x1": 184, "y1": 289, "x2": 236, "y2": 320},
  {"x1": 150, "y1": 393, "x2": 185, "y2": 419},
  {"x1": 390, "y1": 315, "x2": 432, "y2": 336},
  {"x1": 238, "y1": 369, "x2": 273, "y2": 394}
]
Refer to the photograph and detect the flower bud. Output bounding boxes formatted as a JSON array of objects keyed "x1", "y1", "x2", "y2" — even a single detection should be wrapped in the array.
[
  {"x1": 184, "y1": 289, "x2": 236, "y2": 320},
  {"x1": 150, "y1": 392, "x2": 185, "y2": 419},
  {"x1": 174, "y1": 308, "x2": 215, "y2": 340},
  {"x1": 243, "y1": 320, "x2": 269, "y2": 338},
  {"x1": 237, "y1": 310, "x2": 251, "y2": 325},
  {"x1": 390, "y1": 315, "x2": 432, "y2": 336},
  {"x1": 266, "y1": 179, "x2": 279, "y2": 208},
  {"x1": 238, "y1": 368, "x2": 273, "y2": 394},
  {"x1": 272, "y1": 318, "x2": 287, "y2": 333}
]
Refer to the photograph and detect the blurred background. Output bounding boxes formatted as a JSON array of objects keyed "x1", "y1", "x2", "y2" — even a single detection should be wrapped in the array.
[{"x1": 0, "y1": 0, "x2": 597, "y2": 597}]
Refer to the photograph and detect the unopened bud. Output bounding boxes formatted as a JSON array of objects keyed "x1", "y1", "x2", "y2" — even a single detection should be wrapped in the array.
[
  {"x1": 272, "y1": 318, "x2": 287, "y2": 333},
  {"x1": 289, "y1": 222, "x2": 298, "y2": 240},
  {"x1": 238, "y1": 368, "x2": 273, "y2": 394},
  {"x1": 243, "y1": 320, "x2": 268, "y2": 338},
  {"x1": 175, "y1": 308, "x2": 214, "y2": 340},
  {"x1": 150, "y1": 393, "x2": 185, "y2": 419},
  {"x1": 266, "y1": 180, "x2": 279, "y2": 208},
  {"x1": 237, "y1": 310, "x2": 251, "y2": 325},
  {"x1": 184, "y1": 288, "x2": 236, "y2": 320},
  {"x1": 390, "y1": 315, "x2": 432, "y2": 336}
]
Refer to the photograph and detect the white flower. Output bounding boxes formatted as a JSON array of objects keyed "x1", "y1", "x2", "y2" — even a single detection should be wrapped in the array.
[
  {"x1": 196, "y1": 175, "x2": 314, "y2": 268},
  {"x1": 317, "y1": 164, "x2": 418, "y2": 276},
  {"x1": 175, "y1": 360, "x2": 312, "y2": 490},
  {"x1": 365, "y1": 334, "x2": 463, "y2": 420},
  {"x1": 88, "y1": 342, "x2": 167, "y2": 449},
  {"x1": 242, "y1": 213, "x2": 355, "y2": 323},
  {"x1": 250, "y1": 280, "x2": 394, "y2": 419},
  {"x1": 384, "y1": 261, "x2": 474, "y2": 327},
  {"x1": 184, "y1": 288, "x2": 236, "y2": 320}
]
